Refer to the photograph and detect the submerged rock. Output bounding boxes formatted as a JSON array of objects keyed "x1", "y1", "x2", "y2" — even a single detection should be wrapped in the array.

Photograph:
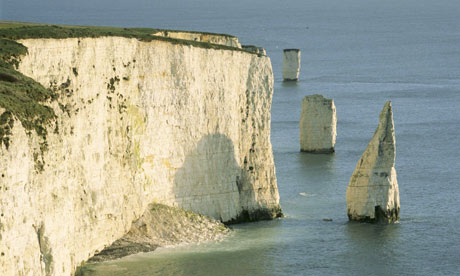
[
  {"x1": 282, "y1": 49, "x2": 301, "y2": 81},
  {"x1": 346, "y1": 101, "x2": 400, "y2": 223},
  {"x1": 88, "y1": 204, "x2": 229, "y2": 262},
  {"x1": 299, "y1": 94, "x2": 337, "y2": 153}
]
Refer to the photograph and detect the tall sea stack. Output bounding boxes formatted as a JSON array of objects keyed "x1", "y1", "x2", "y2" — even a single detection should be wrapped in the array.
[
  {"x1": 346, "y1": 101, "x2": 400, "y2": 223},
  {"x1": 300, "y1": 94, "x2": 337, "y2": 153},
  {"x1": 282, "y1": 49, "x2": 301, "y2": 81}
]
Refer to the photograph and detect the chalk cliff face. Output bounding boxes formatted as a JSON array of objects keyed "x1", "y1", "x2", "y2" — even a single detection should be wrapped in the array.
[
  {"x1": 299, "y1": 94, "x2": 337, "y2": 153},
  {"x1": 0, "y1": 36, "x2": 281, "y2": 275},
  {"x1": 346, "y1": 101, "x2": 399, "y2": 223}
]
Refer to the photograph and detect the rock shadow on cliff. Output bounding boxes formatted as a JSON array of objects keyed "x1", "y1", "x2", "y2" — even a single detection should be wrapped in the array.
[{"x1": 173, "y1": 133, "x2": 281, "y2": 224}]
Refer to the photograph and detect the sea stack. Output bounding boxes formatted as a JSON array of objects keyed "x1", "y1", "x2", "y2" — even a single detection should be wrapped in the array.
[
  {"x1": 299, "y1": 94, "x2": 337, "y2": 153},
  {"x1": 282, "y1": 49, "x2": 301, "y2": 81},
  {"x1": 346, "y1": 101, "x2": 400, "y2": 223}
]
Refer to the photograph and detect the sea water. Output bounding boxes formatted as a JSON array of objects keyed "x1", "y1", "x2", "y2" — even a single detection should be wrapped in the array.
[{"x1": 2, "y1": 0, "x2": 460, "y2": 275}]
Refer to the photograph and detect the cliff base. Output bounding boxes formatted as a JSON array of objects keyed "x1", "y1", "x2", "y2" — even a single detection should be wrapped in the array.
[{"x1": 87, "y1": 204, "x2": 229, "y2": 263}]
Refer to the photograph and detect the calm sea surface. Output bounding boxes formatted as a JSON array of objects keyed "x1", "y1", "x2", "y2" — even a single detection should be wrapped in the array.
[{"x1": 2, "y1": 0, "x2": 460, "y2": 275}]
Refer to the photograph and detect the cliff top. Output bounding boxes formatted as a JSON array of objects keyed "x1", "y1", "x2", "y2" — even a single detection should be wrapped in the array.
[
  {"x1": 0, "y1": 21, "x2": 255, "y2": 53},
  {"x1": 0, "y1": 21, "x2": 237, "y2": 38}
]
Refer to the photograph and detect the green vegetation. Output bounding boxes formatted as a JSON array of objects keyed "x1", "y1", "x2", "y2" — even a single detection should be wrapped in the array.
[
  {"x1": 107, "y1": 76, "x2": 120, "y2": 93},
  {"x1": 0, "y1": 21, "x2": 249, "y2": 53},
  {"x1": 0, "y1": 37, "x2": 56, "y2": 150},
  {"x1": 0, "y1": 37, "x2": 27, "y2": 68},
  {"x1": 0, "y1": 66, "x2": 55, "y2": 137},
  {"x1": 0, "y1": 21, "x2": 238, "y2": 38},
  {"x1": 0, "y1": 24, "x2": 155, "y2": 40}
]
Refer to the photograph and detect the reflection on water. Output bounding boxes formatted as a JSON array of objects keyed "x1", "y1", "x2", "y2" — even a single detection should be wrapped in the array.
[
  {"x1": 297, "y1": 152, "x2": 336, "y2": 173},
  {"x1": 345, "y1": 221, "x2": 401, "y2": 243},
  {"x1": 343, "y1": 222, "x2": 403, "y2": 276},
  {"x1": 281, "y1": 81, "x2": 300, "y2": 88}
]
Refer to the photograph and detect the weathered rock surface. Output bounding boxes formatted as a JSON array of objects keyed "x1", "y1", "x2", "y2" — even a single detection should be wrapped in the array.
[
  {"x1": 282, "y1": 49, "x2": 301, "y2": 81},
  {"x1": 242, "y1": 45, "x2": 266, "y2": 56},
  {"x1": 0, "y1": 35, "x2": 281, "y2": 275},
  {"x1": 299, "y1": 94, "x2": 337, "y2": 153},
  {"x1": 346, "y1": 101, "x2": 400, "y2": 223},
  {"x1": 152, "y1": 30, "x2": 241, "y2": 48},
  {"x1": 87, "y1": 203, "x2": 229, "y2": 263}
]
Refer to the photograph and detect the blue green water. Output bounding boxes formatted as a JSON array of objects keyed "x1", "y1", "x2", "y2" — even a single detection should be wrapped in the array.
[{"x1": 2, "y1": 0, "x2": 460, "y2": 275}]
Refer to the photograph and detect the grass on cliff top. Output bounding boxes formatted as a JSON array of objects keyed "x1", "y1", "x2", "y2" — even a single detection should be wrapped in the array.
[
  {"x1": 0, "y1": 21, "x2": 237, "y2": 38},
  {"x1": 0, "y1": 21, "x2": 247, "y2": 53}
]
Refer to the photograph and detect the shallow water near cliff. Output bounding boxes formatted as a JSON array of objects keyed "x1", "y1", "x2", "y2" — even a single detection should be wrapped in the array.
[{"x1": 3, "y1": 0, "x2": 460, "y2": 275}]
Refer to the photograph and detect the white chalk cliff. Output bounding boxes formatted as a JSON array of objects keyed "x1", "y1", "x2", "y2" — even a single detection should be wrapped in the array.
[
  {"x1": 346, "y1": 101, "x2": 400, "y2": 223},
  {"x1": 299, "y1": 94, "x2": 337, "y2": 153},
  {"x1": 0, "y1": 34, "x2": 281, "y2": 275}
]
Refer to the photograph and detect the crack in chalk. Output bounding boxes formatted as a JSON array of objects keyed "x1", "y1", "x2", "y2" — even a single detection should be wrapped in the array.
[{"x1": 34, "y1": 224, "x2": 53, "y2": 275}]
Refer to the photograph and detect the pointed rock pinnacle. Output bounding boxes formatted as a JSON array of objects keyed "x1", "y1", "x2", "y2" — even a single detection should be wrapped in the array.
[{"x1": 346, "y1": 101, "x2": 400, "y2": 223}]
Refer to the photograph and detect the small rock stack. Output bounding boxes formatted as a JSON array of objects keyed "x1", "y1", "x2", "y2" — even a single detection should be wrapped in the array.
[
  {"x1": 282, "y1": 49, "x2": 301, "y2": 81},
  {"x1": 299, "y1": 94, "x2": 337, "y2": 153}
]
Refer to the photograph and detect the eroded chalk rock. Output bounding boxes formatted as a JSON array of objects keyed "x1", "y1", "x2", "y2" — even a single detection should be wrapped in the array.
[
  {"x1": 152, "y1": 30, "x2": 242, "y2": 48},
  {"x1": 300, "y1": 94, "x2": 337, "y2": 153},
  {"x1": 242, "y1": 45, "x2": 266, "y2": 56},
  {"x1": 282, "y1": 49, "x2": 301, "y2": 81},
  {"x1": 346, "y1": 101, "x2": 400, "y2": 223}
]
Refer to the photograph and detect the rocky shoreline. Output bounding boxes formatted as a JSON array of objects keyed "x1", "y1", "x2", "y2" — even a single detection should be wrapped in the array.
[{"x1": 86, "y1": 204, "x2": 229, "y2": 263}]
